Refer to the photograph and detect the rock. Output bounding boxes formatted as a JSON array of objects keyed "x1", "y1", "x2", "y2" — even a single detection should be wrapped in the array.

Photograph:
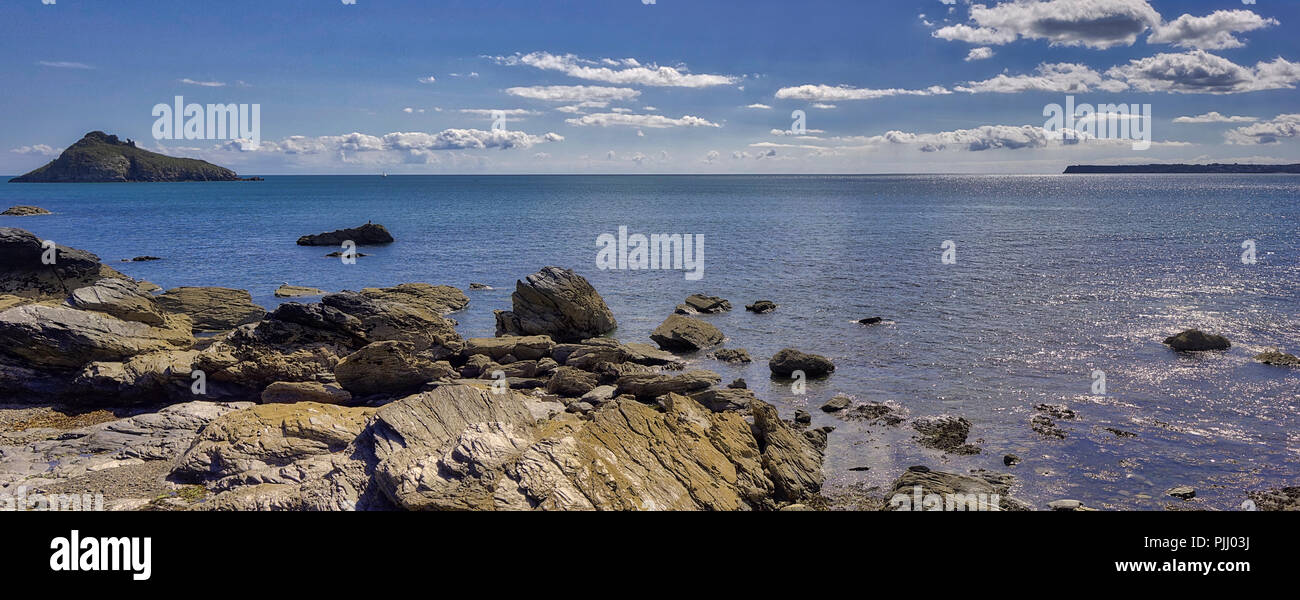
[
  {"x1": 711, "y1": 348, "x2": 752, "y2": 363},
  {"x1": 1003, "y1": 454, "x2": 1021, "y2": 466},
  {"x1": 912, "y1": 415, "x2": 977, "y2": 453},
  {"x1": 0, "y1": 304, "x2": 193, "y2": 369},
  {"x1": 615, "y1": 369, "x2": 721, "y2": 400},
  {"x1": 320, "y1": 291, "x2": 463, "y2": 358},
  {"x1": 794, "y1": 410, "x2": 812, "y2": 425},
  {"x1": 1048, "y1": 499, "x2": 1083, "y2": 511},
  {"x1": 689, "y1": 388, "x2": 758, "y2": 412},
  {"x1": 769, "y1": 348, "x2": 835, "y2": 378},
  {"x1": 1034, "y1": 403, "x2": 1077, "y2": 420},
  {"x1": 334, "y1": 341, "x2": 456, "y2": 397},
  {"x1": 1246, "y1": 486, "x2": 1300, "y2": 511},
  {"x1": 128, "y1": 256, "x2": 161, "y2": 262},
  {"x1": 156, "y1": 286, "x2": 267, "y2": 331},
  {"x1": 296, "y1": 223, "x2": 394, "y2": 246},
  {"x1": 2, "y1": 206, "x2": 51, "y2": 216},
  {"x1": 69, "y1": 278, "x2": 167, "y2": 325},
  {"x1": 545, "y1": 366, "x2": 600, "y2": 397},
  {"x1": 274, "y1": 284, "x2": 325, "y2": 297},
  {"x1": 620, "y1": 342, "x2": 684, "y2": 367},
  {"x1": 821, "y1": 395, "x2": 851, "y2": 412},
  {"x1": 561, "y1": 343, "x2": 627, "y2": 370},
  {"x1": 745, "y1": 300, "x2": 776, "y2": 314},
  {"x1": 465, "y1": 335, "x2": 555, "y2": 362},
  {"x1": 751, "y1": 400, "x2": 825, "y2": 503},
  {"x1": 727, "y1": 378, "x2": 747, "y2": 389},
  {"x1": 566, "y1": 401, "x2": 595, "y2": 414},
  {"x1": 1255, "y1": 349, "x2": 1300, "y2": 367},
  {"x1": 9, "y1": 131, "x2": 239, "y2": 183},
  {"x1": 0, "y1": 227, "x2": 124, "y2": 300},
  {"x1": 261, "y1": 381, "x2": 352, "y2": 405},
  {"x1": 858, "y1": 317, "x2": 883, "y2": 325},
  {"x1": 493, "y1": 267, "x2": 616, "y2": 342},
  {"x1": 360, "y1": 283, "x2": 468, "y2": 315},
  {"x1": 173, "y1": 402, "x2": 375, "y2": 481},
  {"x1": 1167, "y1": 486, "x2": 1196, "y2": 500},
  {"x1": 73, "y1": 350, "x2": 199, "y2": 401},
  {"x1": 837, "y1": 402, "x2": 902, "y2": 425},
  {"x1": 683, "y1": 294, "x2": 731, "y2": 314},
  {"x1": 885, "y1": 467, "x2": 1023, "y2": 511},
  {"x1": 673, "y1": 303, "x2": 697, "y2": 315},
  {"x1": 579, "y1": 385, "x2": 617, "y2": 405},
  {"x1": 1030, "y1": 414, "x2": 1067, "y2": 439},
  {"x1": 1163, "y1": 329, "x2": 1230, "y2": 351},
  {"x1": 1104, "y1": 427, "x2": 1136, "y2": 438},
  {"x1": 468, "y1": 283, "x2": 491, "y2": 290},
  {"x1": 325, "y1": 251, "x2": 368, "y2": 258},
  {"x1": 459, "y1": 354, "x2": 493, "y2": 378},
  {"x1": 649, "y1": 314, "x2": 723, "y2": 352}
]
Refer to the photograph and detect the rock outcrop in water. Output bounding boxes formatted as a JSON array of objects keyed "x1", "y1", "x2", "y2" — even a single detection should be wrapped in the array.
[
  {"x1": 296, "y1": 223, "x2": 394, "y2": 246},
  {"x1": 494, "y1": 267, "x2": 617, "y2": 343},
  {"x1": 2, "y1": 206, "x2": 51, "y2": 216},
  {"x1": 9, "y1": 131, "x2": 239, "y2": 183},
  {"x1": 769, "y1": 348, "x2": 835, "y2": 378},
  {"x1": 1163, "y1": 329, "x2": 1230, "y2": 352}
]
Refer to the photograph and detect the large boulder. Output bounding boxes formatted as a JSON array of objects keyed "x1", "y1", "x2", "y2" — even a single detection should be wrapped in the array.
[
  {"x1": 494, "y1": 267, "x2": 617, "y2": 343},
  {"x1": 73, "y1": 350, "x2": 200, "y2": 401},
  {"x1": 0, "y1": 227, "x2": 124, "y2": 300},
  {"x1": 649, "y1": 314, "x2": 723, "y2": 352},
  {"x1": 768, "y1": 348, "x2": 835, "y2": 378},
  {"x1": 297, "y1": 223, "x2": 394, "y2": 246},
  {"x1": 615, "y1": 369, "x2": 721, "y2": 400},
  {"x1": 70, "y1": 278, "x2": 166, "y2": 325},
  {"x1": 0, "y1": 304, "x2": 192, "y2": 369},
  {"x1": 545, "y1": 366, "x2": 600, "y2": 397},
  {"x1": 334, "y1": 340, "x2": 456, "y2": 397},
  {"x1": 464, "y1": 335, "x2": 555, "y2": 362},
  {"x1": 1163, "y1": 329, "x2": 1230, "y2": 352},
  {"x1": 322, "y1": 291, "x2": 463, "y2": 358},
  {"x1": 156, "y1": 286, "x2": 267, "y2": 331}
]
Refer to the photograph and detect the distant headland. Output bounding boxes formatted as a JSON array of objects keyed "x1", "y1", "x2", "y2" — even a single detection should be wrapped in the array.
[
  {"x1": 1064, "y1": 163, "x2": 1300, "y2": 175},
  {"x1": 9, "y1": 131, "x2": 245, "y2": 183}
]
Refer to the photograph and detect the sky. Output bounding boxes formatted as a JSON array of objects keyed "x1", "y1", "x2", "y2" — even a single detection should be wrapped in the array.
[{"x1": 2, "y1": 0, "x2": 1298, "y2": 175}]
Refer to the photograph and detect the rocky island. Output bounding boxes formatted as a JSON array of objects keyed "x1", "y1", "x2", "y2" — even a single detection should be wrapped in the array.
[
  {"x1": 1064, "y1": 163, "x2": 1300, "y2": 174},
  {"x1": 8, "y1": 131, "x2": 239, "y2": 183}
]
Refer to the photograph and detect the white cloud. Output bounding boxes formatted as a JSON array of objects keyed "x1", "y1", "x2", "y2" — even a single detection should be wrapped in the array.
[
  {"x1": 245, "y1": 129, "x2": 563, "y2": 158},
  {"x1": 1148, "y1": 10, "x2": 1278, "y2": 50},
  {"x1": 564, "y1": 113, "x2": 721, "y2": 128},
  {"x1": 37, "y1": 61, "x2": 92, "y2": 69},
  {"x1": 934, "y1": 0, "x2": 1161, "y2": 49},
  {"x1": 178, "y1": 78, "x2": 226, "y2": 87},
  {"x1": 1106, "y1": 50, "x2": 1300, "y2": 94},
  {"x1": 417, "y1": 75, "x2": 437, "y2": 84},
  {"x1": 9, "y1": 144, "x2": 61, "y2": 156},
  {"x1": 965, "y1": 47, "x2": 995, "y2": 61},
  {"x1": 504, "y1": 85, "x2": 640, "y2": 103},
  {"x1": 745, "y1": 103, "x2": 773, "y2": 109},
  {"x1": 956, "y1": 62, "x2": 1126, "y2": 94},
  {"x1": 458, "y1": 108, "x2": 540, "y2": 117},
  {"x1": 1173, "y1": 112, "x2": 1258, "y2": 124},
  {"x1": 774, "y1": 84, "x2": 951, "y2": 102},
  {"x1": 491, "y1": 51, "x2": 737, "y2": 87},
  {"x1": 1226, "y1": 114, "x2": 1300, "y2": 144}
]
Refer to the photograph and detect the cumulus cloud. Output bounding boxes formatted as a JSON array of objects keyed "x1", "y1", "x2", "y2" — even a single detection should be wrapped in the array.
[
  {"x1": 564, "y1": 113, "x2": 721, "y2": 128},
  {"x1": 774, "y1": 84, "x2": 951, "y2": 102},
  {"x1": 230, "y1": 129, "x2": 563, "y2": 159},
  {"x1": 1172, "y1": 112, "x2": 1258, "y2": 124},
  {"x1": 504, "y1": 85, "x2": 640, "y2": 103},
  {"x1": 458, "y1": 108, "x2": 540, "y2": 117},
  {"x1": 956, "y1": 62, "x2": 1127, "y2": 94},
  {"x1": 178, "y1": 78, "x2": 226, "y2": 87},
  {"x1": 965, "y1": 47, "x2": 995, "y2": 61},
  {"x1": 1148, "y1": 10, "x2": 1278, "y2": 50},
  {"x1": 491, "y1": 51, "x2": 738, "y2": 87},
  {"x1": 934, "y1": 0, "x2": 1161, "y2": 49},
  {"x1": 9, "y1": 144, "x2": 61, "y2": 156},
  {"x1": 1226, "y1": 114, "x2": 1300, "y2": 144},
  {"x1": 1106, "y1": 50, "x2": 1300, "y2": 94}
]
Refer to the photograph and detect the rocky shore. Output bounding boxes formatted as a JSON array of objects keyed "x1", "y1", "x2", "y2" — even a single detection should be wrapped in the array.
[{"x1": 1, "y1": 226, "x2": 1294, "y2": 511}]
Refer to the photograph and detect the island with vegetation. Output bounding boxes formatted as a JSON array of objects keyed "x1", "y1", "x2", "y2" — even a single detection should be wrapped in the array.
[
  {"x1": 1064, "y1": 163, "x2": 1300, "y2": 174},
  {"x1": 9, "y1": 131, "x2": 240, "y2": 183}
]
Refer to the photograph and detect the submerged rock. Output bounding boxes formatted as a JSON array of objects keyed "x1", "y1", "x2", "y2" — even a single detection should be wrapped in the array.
[
  {"x1": 649, "y1": 314, "x2": 723, "y2": 352},
  {"x1": 912, "y1": 415, "x2": 978, "y2": 453},
  {"x1": 858, "y1": 317, "x2": 883, "y2": 325},
  {"x1": 297, "y1": 223, "x2": 394, "y2": 246},
  {"x1": 769, "y1": 348, "x2": 835, "y2": 378},
  {"x1": 1254, "y1": 349, "x2": 1300, "y2": 367},
  {"x1": 711, "y1": 348, "x2": 752, "y2": 363},
  {"x1": 494, "y1": 267, "x2": 617, "y2": 343},
  {"x1": 682, "y1": 294, "x2": 731, "y2": 314},
  {"x1": 745, "y1": 300, "x2": 776, "y2": 314},
  {"x1": 1163, "y1": 329, "x2": 1230, "y2": 352}
]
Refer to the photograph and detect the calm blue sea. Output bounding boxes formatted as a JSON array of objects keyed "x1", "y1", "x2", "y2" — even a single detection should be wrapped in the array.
[{"x1": 3, "y1": 174, "x2": 1298, "y2": 509}]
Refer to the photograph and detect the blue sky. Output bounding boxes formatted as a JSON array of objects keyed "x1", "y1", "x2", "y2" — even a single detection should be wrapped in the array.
[{"x1": 2, "y1": 0, "x2": 1298, "y2": 174}]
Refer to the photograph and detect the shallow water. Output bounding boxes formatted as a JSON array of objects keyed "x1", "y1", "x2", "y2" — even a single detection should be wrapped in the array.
[{"x1": 4, "y1": 174, "x2": 1298, "y2": 509}]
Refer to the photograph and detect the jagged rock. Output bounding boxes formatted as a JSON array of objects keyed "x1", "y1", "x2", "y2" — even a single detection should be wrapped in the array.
[
  {"x1": 0, "y1": 304, "x2": 192, "y2": 369},
  {"x1": 712, "y1": 348, "x2": 752, "y2": 363},
  {"x1": 615, "y1": 369, "x2": 721, "y2": 400},
  {"x1": 561, "y1": 343, "x2": 626, "y2": 370},
  {"x1": 335, "y1": 341, "x2": 456, "y2": 397},
  {"x1": 750, "y1": 400, "x2": 825, "y2": 503},
  {"x1": 1247, "y1": 486, "x2": 1300, "y2": 511},
  {"x1": 297, "y1": 223, "x2": 394, "y2": 246},
  {"x1": 1163, "y1": 329, "x2": 1230, "y2": 351},
  {"x1": 620, "y1": 342, "x2": 683, "y2": 366},
  {"x1": 885, "y1": 466, "x2": 1025, "y2": 511},
  {"x1": 745, "y1": 300, "x2": 776, "y2": 314},
  {"x1": 838, "y1": 401, "x2": 903, "y2": 425},
  {"x1": 320, "y1": 291, "x2": 463, "y2": 358},
  {"x1": 274, "y1": 284, "x2": 324, "y2": 297},
  {"x1": 769, "y1": 348, "x2": 835, "y2": 378},
  {"x1": 727, "y1": 378, "x2": 747, "y2": 389},
  {"x1": 460, "y1": 354, "x2": 494, "y2": 378},
  {"x1": 1003, "y1": 454, "x2": 1021, "y2": 466},
  {"x1": 360, "y1": 283, "x2": 467, "y2": 315},
  {"x1": 546, "y1": 366, "x2": 600, "y2": 397},
  {"x1": 0, "y1": 227, "x2": 125, "y2": 300},
  {"x1": 465, "y1": 335, "x2": 555, "y2": 362},
  {"x1": 683, "y1": 294, "x2": 731, "y2": 314},
  {"x1": 261, "y1": 381, "x2": 352, "y2": 405},
  {"x1": 70, "y1": 278, "x2": 166, "y2": 325},
  {"x1": 156, "y1": 286, "x2": 266, "y2": 331},
  {"x1": 794, "y1": 410, "x2": 812, "y2": 425},
  {"x1": 174, "y1": 402, "x2": 375, "y2": 481},
  {"x1": 468, "y1": 283, "x2": 491, "y2": 290},
  {"x1": 649, "y1": 314, "x2": 723, "y2": 352},
  {"x1": 2, "y1": 205, "x2": 51, "y2": 216},
  {"x1": 494, "y1": 267, "x2": 617, "y2": 343},
  {"x1": 1255, "y1": 349, "x2": 1300, "y2": 367},
  {"x1": 689, "y1": 388, "x2": 757, "y2": 412},
  {"x1": 912, "y1": 415, "x2": 978, "y2": 453},
  {"x1": 73, "y1": 350, "x2": 199, "y2": 400}
]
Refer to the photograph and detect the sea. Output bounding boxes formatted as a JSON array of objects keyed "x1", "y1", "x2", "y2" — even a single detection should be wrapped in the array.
[{"x1": 3, "y1": 174, "x2": 1298, "y2": 510}]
